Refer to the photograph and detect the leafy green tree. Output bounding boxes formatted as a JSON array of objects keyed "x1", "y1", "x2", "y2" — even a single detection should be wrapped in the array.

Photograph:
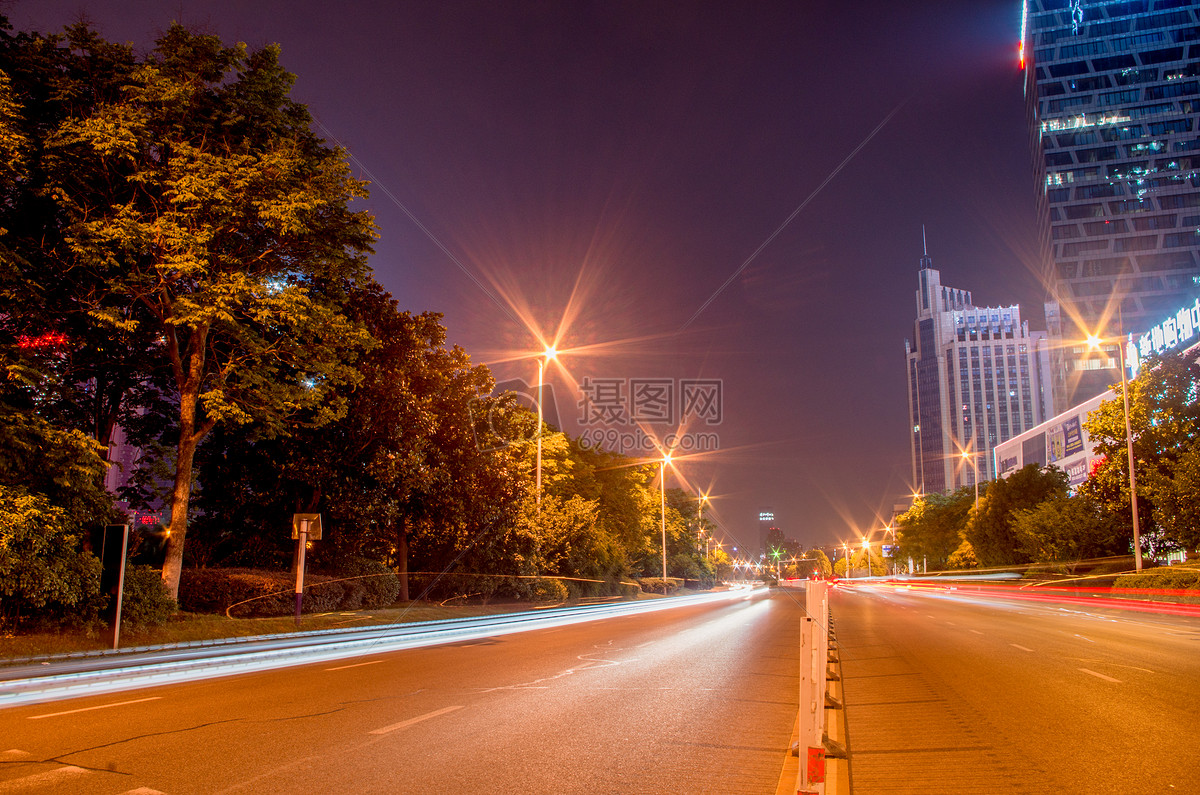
[
  {"x1": 964, "y1": 465, "x2": 1066, "y2": 567},
  {"x1": 895, "y1": 488, "x2": 973, "y2": 571},
  {"x1": 8, "y1": 25, "x2": 379, "y2": 597},
  {"x1": 0, "y1": 406, "x2": 113, "y2": 627},
  {"x1": 1084, "y1": 351, "x2": 1200, "y2": 559},
  {"x1": 809, "y1": 549, "x2": 832, "y2": 578},
  {"x1": 1011, "y1": 494, "x2": 1126, "y2": 563}
]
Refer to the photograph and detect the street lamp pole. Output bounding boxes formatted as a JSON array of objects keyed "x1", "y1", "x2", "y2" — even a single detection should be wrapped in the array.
[
  {"x1": 661, "y1": 453, "x2": 672, "y2": 581},
  {"x1": 535, "y1": 347, "x2": 556, "y2": 507},
  {"x1": 962, "y1": 446, "x2": 979, "y2": 515},
  {"x1": 1088, "y1": 328, "x2": 1143, "y2": 571},
  {"x1": 1118, "y1": 338, "x2": 1144, "y2": 571}
]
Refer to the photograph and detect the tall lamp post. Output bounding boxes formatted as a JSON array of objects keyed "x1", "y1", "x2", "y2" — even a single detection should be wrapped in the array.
[
  {"x1": 961, "y1": 446, "x2": 979, "y2": 515},
  {"x1": 1087, "y1": 331, "x2": 1143, "y2": 570},
  {"x1": 882, "y1": 525, "x2": 896, "y2": 576},
  {"x1": 861, "y1": 535, "x2": 871, "y2": 577},
  {"x1": 660, "y1": 452, "x2": 672, "y2": 581},
  {"x1": 842, "y1": 542, "x2": 851, "y2": 579},
  {"x1": 697, "y1": 492, "x2": 708, "y2": 554},
  {"x1": 535, "y1": 347, "x2": 556, "y2": 506}
]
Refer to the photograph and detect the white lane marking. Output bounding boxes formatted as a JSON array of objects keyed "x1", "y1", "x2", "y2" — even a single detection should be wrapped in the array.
[
  {"x1": 28, "y1": 696, "x2": 162, "y2": 720},
  {"x1": 1010, "y1": 643, "x2": 1034, "y2": 652},
  {"x1": 1, "y1": 750, "x2": 32, "y2": 760},
  {"x1": 1078, "y1": 667, "x2": 1122, "y2": 683},
  {"x1": 369, "y1": 705, "x2": 463, "y2": 735},
  {"x1": 121, "y1": 788, "x2": 166, "y2": 794},
  {"x1": 325, "y1": 660, "x2": 383, "y2": 671},
  {"x1": 1074, "y1": 634, "x2": 1095, "y2": 643},
  {"x1": 0, "y1": 766, "x2": 89, "y2": 791},
  {"x1": 636, "y1": 640, "x2": 656, "y2": 648},
  {"x1": 969, "y1": 629, "x2": 984, "y2": 635}
]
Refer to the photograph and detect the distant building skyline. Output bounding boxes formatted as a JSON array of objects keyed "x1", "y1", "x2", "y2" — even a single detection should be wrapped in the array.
[
  {"x1": 1021, "y1": 0, "x2": 1200, "y2": 408},
  {"x1": 905, "y1": 251, "x2": 1053, "y2": 495}
]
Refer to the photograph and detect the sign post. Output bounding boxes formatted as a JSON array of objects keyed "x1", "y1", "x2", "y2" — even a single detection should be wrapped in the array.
[
  {"x1": 92, "y1": 524, "x2": 130, "y2": 649},
  {"x1": 291, "y1": 514, "x2": 322, "y2": 627}
]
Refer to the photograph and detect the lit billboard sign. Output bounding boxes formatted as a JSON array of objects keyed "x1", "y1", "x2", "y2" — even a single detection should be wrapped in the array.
[{"x1": 1131, "y1": 298, "x2": 1200, "y2": 376}]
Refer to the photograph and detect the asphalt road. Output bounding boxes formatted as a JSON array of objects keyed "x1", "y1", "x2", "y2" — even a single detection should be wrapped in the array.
[
  {"x1": 0, "y1": 589, "x2": 804, "y2": 794},
  {"x1": 833, "y1": 582, "x2": 1200, "y2": 795}
]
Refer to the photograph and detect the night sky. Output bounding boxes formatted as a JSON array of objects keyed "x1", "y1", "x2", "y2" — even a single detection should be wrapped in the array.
[{"x1": 5, "y1": 0, "x2": 1049, "y2": 553}]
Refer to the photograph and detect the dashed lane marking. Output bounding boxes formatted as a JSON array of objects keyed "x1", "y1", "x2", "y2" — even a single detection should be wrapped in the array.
[
  {"x1": 368, "y1": 705, "x2": 464, "y2": 735},
  {"x1": 0, "y1": 766, "x2": 89, "y2": 792},
  {"x1": 27, "y1": 697, "x2": 162, "y2": 720},
  {"x1": 325, "y1": 660, "x2": 383, "y2": 671},
  {"x1": 1078, "y1": 667, "x2": 1122, "y2": 683},
  {"x1": 1010, "y1": 643, "x2": 1034, "y2": 652}
]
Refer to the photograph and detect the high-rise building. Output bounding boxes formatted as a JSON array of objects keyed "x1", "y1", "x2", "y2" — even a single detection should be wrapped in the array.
[
  {"x1": 757, "y1": 508, "x2": 776, "y2": 558},
  {"x1": 905, "y1": 249, "x2": 1054, "y2": 495},
  {"x1": 1020, "y1": 0, "x2": 1200, "y2": 407}
]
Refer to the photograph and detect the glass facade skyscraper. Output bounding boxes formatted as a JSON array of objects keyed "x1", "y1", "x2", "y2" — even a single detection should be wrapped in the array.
[{"x1": 1021, "y1": 0, "x2": 1200, "y2": 406}]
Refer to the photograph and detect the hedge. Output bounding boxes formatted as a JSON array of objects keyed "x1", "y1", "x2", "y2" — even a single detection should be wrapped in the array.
[{"x1": 1113, "y1": 567, "x2": 1200, "y2": 591}]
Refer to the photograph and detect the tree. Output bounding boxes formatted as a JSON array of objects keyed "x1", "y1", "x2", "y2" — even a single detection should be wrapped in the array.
[
  {"x1": 1011, "y1": 494, "x2": 1126, "y2": 563},
  {"x1": 9, "y1": 24, "x2": 378, "y2": 597},
  {"x1": 1084, "y1": 350, "x2": 1200, "y2": 559},
  {"x1": 964, "y1": 465, "x2": 1066, "y2": 567},
  {"x1": 895, "y1": 488, "x2": 973, "y2": 571},
  {"x1": 809, "y1": 549, "x2": 832, "y2": 578},
  {"x1": 0, "y1": 405, "x2": 113, "y2": 627}
]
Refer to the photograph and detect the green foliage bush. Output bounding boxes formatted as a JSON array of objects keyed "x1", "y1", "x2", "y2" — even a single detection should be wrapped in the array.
[
  {"x1": 0, "y1": 486, "x2": 104, "y2": 629},
  {"x1": 120, "y1": 565, "x2": 177, "y2": 628},
  {"x1": 323, "y1": 556, "x2": 400, "y2": 608},
  {"x1": 180, "y1": 568, "x2": 345, "y2": 616},
  {"x1": 1114, "y1": 568, "x2": 1200, "y2": 591},
  {"x1": 521, "y1": 577, "x2": 569, "y2": 602},
  {"x1": 636, "y1": 577, "x2": 679, "y2": 595}
]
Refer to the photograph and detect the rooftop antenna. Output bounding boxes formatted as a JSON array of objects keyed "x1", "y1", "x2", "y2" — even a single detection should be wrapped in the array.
[{"x1": 922, "y1": 224, "x2": 928, "y2": 256}]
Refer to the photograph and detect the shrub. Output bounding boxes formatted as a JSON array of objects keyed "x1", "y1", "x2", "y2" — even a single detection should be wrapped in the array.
[
  {"x1": 1113, "y1": 568, "x2": 1200, "y2": 591},
  {"x1": 179, "y1": 568, "x2": 349, "y2": 616},
  {"x1": 323, "y1": 556, "x2": 400, "y2": 608},
  {"x1": 522, "y1": 577, "x2": 568, "y2": 602},
  {"x1": 120, "y1": 565, "x2": 176, "y2": 628},
  {"x1": 0, "y1": 486, "x2": 104, "y2": 629},
  {"x1": 636, "y1": 577, "x2": 679, "y2": 595}
]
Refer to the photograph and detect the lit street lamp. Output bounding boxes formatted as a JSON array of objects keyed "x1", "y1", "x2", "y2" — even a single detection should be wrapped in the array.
[
  {"x1": 961, "y1": 446, "x2": 979, "y2": 515},
  {"x1": 535, "y1": 346, "x2": 556, "y2": 506},
  {"x1": 1087, "y1": 329, "x2": 1143, "y2": 570},
  {"x1": 842, "y1": 541, "x2": 851, "y2": 579},
  {"x1": 660, "y1": 451, "x2": 672, "y2": 581},
  {"x1": 697, "y1": 492, "x2": 708, "y2": 554}
]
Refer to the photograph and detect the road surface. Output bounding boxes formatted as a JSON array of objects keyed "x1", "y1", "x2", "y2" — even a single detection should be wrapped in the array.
[
  {"x1": 834, "y1": 582, "x2": 1200, "y2": 795},
  {"x1": 0, "y1": 589, "x2": 804, "y2": 794}
]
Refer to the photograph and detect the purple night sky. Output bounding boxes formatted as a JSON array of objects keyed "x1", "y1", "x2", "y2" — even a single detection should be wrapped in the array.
[{"x1": 4, "y1": 0, "x2": 1048, "y2": 552}]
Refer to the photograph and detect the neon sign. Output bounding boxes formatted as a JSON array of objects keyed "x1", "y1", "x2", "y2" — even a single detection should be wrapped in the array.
[{"x1": 1130, "y1": 298, "x2": 1200, "y2": 375}]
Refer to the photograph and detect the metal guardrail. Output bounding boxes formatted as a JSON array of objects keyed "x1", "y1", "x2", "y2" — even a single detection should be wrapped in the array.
[{"x1": 0, "y1": 588, "x2": 759, "y2": 708}]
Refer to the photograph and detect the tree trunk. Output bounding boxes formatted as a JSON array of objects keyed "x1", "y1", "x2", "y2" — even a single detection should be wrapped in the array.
[
  {"x1": 161, "y1": 412, "x2": 201, "y2": 600},
  {"x1": 160, "y1": 325, "x2": 212, "y2": 601}
]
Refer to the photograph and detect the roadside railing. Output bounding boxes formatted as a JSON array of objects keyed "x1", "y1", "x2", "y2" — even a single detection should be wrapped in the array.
[{"x1": 794, "y1": 579, "x2": 847, "y2": 794}]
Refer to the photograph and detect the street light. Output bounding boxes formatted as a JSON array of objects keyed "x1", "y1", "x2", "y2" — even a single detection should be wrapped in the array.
[
  {"x1": 882, "y1": 525, "x2": 896, "y2": 576},
  {"x1": 535, "y1": 346, "x2": 556, "y2": 507},
  {"x1": 961, "y1": 446, "x2": 979, "y2": 515},
  {"x1": 1087, "y1": 329, "x2": 1143, "y2": 570},
  {"x1": 697, "y1": 492, "x2": 708, "y2": 554},
  {"x1": 842, "y1": 541, "x2": 851, "y2": 579},
  {"x1": 660, "y1": 451, "x2": 672, "y2": 581},
  {"x1": 861, "y1": 535, "x2": 870, "y2": 577}
]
